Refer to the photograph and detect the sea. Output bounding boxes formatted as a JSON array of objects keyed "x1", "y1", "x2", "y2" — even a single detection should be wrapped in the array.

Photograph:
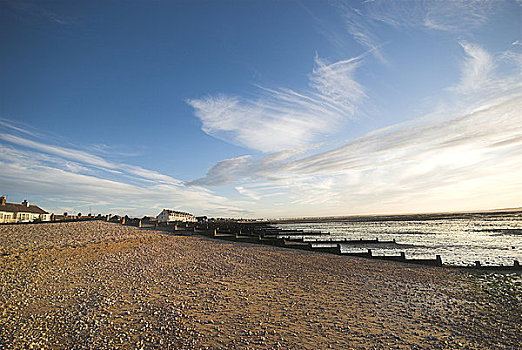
[{"x1": 273, "y1": 211, "x2": 522, "y2": 267}]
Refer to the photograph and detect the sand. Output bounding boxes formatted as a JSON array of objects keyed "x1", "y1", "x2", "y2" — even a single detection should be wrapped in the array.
[{"x1": 0, "y1": 221, "x2": 520, "y2": 349}]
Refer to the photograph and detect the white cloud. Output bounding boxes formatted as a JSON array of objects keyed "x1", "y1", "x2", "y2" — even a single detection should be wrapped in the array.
[
  {"x1": 360, "y1": 0, "x2": 494, "y2": 33},
  {"x1": 0, "y1": 133, "x2": 116, "y2": 169},
  {"x1": 187, "y1": 42, "x2": 522, "y2": 217},
  {"x1": 186, "y1": 155, "x2": 251, "y2": 186},
  {"x1": 0, "y1": 133, "x2": 250, "y2": 218},
  {"x1": 453, "y1": 41, "x2": 494, "y2": 93},
  {"x1": 422, "y1": 0, "x2": 493, "y2": 32},
  {"x1": 187, "y1": 54, "x2": 365, "y2": 153},
  {"x1": 236, "y1": 92, "x2": 522, "y2": 217},
  {"x1": 341, "y1": 5, "x2": 386, "y2": 63}
]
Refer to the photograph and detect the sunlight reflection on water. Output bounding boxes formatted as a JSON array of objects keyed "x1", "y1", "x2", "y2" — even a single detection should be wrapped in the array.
[{"x1": 275, "y1": 213, "x2": 522, "y2": 266}]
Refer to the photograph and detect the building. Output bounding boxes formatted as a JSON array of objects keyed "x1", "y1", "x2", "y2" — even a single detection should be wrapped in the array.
[
  {"x1": 141, "y1": 216, "x2": 158, "y2": 223},
  {"x1": 156, "y1": 209, "x2": 197, "y2": 223},
  {"x1": 0, "y1": 197, "x2": 50, "y2": 223}
]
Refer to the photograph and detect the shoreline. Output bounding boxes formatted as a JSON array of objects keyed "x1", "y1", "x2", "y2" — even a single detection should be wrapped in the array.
[{"x1": 1, "y1": 221, "x2": 520, "y2": 348}]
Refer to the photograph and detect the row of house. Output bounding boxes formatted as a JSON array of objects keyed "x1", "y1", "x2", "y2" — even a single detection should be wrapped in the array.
[
  {"x1": 0, "y1": 197, "x2": 50, "y2": 223},
  {"x1": 1, "y1": 196, "x2": 204, "y2": 224}
]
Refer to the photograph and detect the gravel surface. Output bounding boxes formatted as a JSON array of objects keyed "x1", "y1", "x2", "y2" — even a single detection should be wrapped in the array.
[{"x1": 1, "y1": 221, "x2": 520, "y2": 349}]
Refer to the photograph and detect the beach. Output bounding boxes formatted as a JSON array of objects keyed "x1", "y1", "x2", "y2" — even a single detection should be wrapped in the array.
[{"x1": 1, "y1": 221, "x2": 520, "y2": 349}]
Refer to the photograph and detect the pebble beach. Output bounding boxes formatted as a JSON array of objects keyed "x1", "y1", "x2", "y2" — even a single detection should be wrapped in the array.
[{"x1": 1, "y1": 221, "x2": 520, "y2": 349}]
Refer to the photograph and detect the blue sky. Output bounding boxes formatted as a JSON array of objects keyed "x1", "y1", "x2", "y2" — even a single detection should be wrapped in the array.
[{"x1": 1, "y1": 0, "x2": 521, "y2": 218}]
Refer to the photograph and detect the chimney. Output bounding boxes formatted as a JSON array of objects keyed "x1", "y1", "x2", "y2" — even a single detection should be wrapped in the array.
[
  {"x1": 22, "y1": 200, "x2": 29, "y2": 207},
  {"x1": 0, "y1": 196, "x2": 5, "y2": 205}
]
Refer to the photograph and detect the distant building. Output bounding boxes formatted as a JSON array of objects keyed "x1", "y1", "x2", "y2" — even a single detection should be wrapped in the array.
[
  {"x1": 141, "y1": 216, "x2": 158, "y2": 223},
  {"x1": 196, "y1": 216, "x2": 208, "y2": 222},
  {"x1": 156, "y1": 209, "x2": 197, "y2": 223},
  {"x1": 0, "y1": 197, "x2": 50, "y2": 223}
]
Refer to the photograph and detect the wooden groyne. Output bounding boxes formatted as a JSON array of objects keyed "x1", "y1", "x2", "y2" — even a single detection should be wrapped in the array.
[{"x1": 111, "y1": 219, "x2": 522, "y2": 272}]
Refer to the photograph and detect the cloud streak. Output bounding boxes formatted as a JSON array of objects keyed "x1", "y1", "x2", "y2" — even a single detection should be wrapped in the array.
[
  {"x1": 453, "y1": 41, "x2": 495, "y2": 93},
  {"x1": 187, "y1": 54, "x2": 365, "y2": 153},
  {"x1": 188, "y1": 43, "x2": 522, "y2": 217},
  {"x1": 361, "y1": 0, "x2": 494, "y2": 33},
  {"x1": 0, "y1": 131, "x2": 251, "y2": 217}
]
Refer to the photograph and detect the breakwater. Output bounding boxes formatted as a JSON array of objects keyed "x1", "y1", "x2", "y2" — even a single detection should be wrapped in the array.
[{"x1": 127, "y1": 219, "x2": 520, "y2": 271}]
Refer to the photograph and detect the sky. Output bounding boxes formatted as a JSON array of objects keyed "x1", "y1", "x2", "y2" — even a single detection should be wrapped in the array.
[{"x1": 0, "y1": 0, "x2": 521, "y2": 218}]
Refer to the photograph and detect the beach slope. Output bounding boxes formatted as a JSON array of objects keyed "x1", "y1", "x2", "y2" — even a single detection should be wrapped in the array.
[{"x1": 1, "y1": 221, "x2": 520, "y2": 349}]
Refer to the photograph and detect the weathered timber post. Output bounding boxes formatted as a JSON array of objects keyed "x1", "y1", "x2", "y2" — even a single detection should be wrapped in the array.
[
  {"x1": 138, "y1": 220, "x2": 141, "y2": 228},
  {"x1": 367, "y1": 249, "x2": 372, "y2": 257},
  {"x1": 121, "y1": 216, "x2": 126, "y2": 225},
  {"x1": 400, "y1": 252, "x2": 406, "y2": 261},
  {"x1": 475, "y1": 261, "x2": 481, "y2": 267},
  {"x1": 514, "y1": 260, "x2": 520, "y2": 267},
  {"x1": 106, "y1": 215, "x2": 110, "y2": 222},
  {"x1": 436, "y1": 255, "x2": 442, "y2": 266}
]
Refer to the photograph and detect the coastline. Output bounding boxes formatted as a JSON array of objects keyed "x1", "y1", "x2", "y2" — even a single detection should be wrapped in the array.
[{"x1": 1, "y1": 221, "x2": 520, "y2": 349}]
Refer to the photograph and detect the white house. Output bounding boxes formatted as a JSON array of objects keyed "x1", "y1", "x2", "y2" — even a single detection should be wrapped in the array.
[
  {"x1": 0, "y1": 197, "x2": 50, "y2": 223},
  {"x1": 156, "y1": 209, "x2": 197, "y2": 223}
]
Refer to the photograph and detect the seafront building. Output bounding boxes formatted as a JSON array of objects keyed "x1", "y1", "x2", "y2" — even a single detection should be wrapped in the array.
[
  {"x1": 0, "y1": 196, "x2": 50, "y2": 223},
  {"x1": 156, "y1": 209, "x2": 197, "y2": 223}
]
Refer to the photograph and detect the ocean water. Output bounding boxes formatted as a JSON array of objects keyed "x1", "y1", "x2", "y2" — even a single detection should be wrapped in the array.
[{"x1": 273, "y1": 211, "x2": 522, "y2": 267}]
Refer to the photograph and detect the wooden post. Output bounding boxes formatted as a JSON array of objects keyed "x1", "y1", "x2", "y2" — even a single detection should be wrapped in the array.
[
  {"x1": 436, "y1": 255, "x2": 442, "y2": 266},
  {"x1": 475, "y1": 261, "x2": 481, "y2": 267},
  {"x1": 367, "y1": 249, "x2": 372, "y2": 257},
  {"x1": 514, "y1": 260, "x2": 520, "y2": 267},
  {"x1": 400, "y1": 252, "x2": 406, "y2": 261},
  {"x1": 121, "y1": 217, "x2": 126, "y2": 225},
  {"x1": 138, "y1": 220, "x2": 141, "y2": 228}
]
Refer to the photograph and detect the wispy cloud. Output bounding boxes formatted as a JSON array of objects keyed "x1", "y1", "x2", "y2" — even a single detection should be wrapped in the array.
[
  {"x1": 422, "y1": 0, "x2": 493, "y2": 32},
  {"x1": 3, "y1": 1, "x2": 73, "y2": 25},
  {"x1": 341, "y1": 5, "x2": 386, "y2": 63},
  {"x1": 0, "y1": 133, "x2": 116, "y2": 169},
  {"x1": 187, "y1": 44, "x2": 522, "y2": 217},
  {"x1": 187, "y1": 54, "x2": 365, "y2": 153},
  {"x1": 337, "y1": 0, "x2": 498, "y2": 67},
  {"x1": 224, "y1": 92, "x2": 522, "y2": 216},
  {"x1": 0, "y1": 130, "x2": 250, "y2": 217},
  {"x1": 360, "y1": 0, "x2": 494, "y2": 33},
  {"x1": 452, "y1": 41, "x2": 495, "y2": 93},
  {"x1": 0, "y1": 118, "x2": 40, "y2": 138}
]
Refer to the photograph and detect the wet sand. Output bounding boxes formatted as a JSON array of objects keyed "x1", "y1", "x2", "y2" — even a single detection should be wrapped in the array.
[{"x1": 0, "y1": 221, "x2": 520, "y2": 349}]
